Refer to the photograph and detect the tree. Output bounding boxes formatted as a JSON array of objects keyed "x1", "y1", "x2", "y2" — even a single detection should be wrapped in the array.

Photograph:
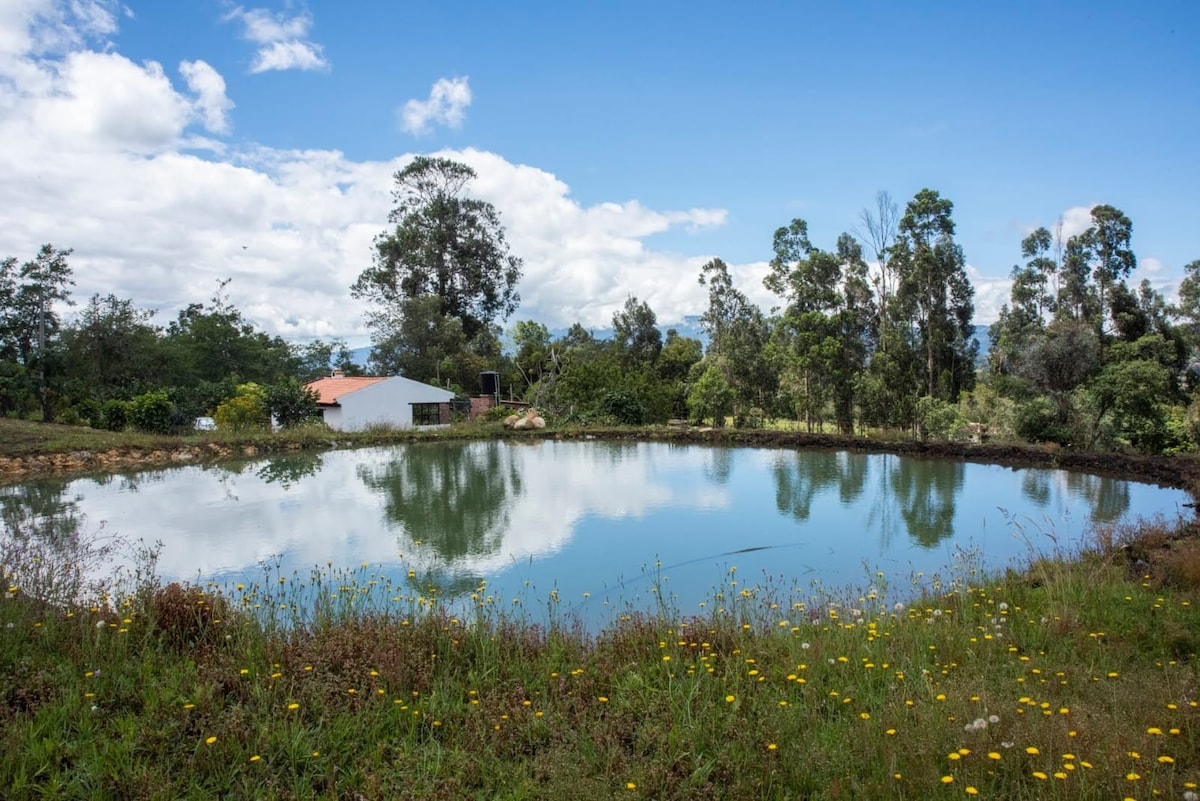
[
  {"x1": 892, "y1": 189, "x2": 976, "y2": 400},
  {"x1": 1078, "y1": 204, "x2": 1136, "y2": 336},
  {"x1": 611, "y1": 295, "x2": 662, "y2": 368},
  {"x1": 687, "y1": 363, "x2": 734, "y2": 426},
  {"x1": 855, "y1": 191, "x2": 900, "y2": 352},
  {"x1": 266, "y1": 378, "x2": 321, "y2": 429},
  {"x1": 60, "y1": 294, "x2": 164, "y2": 400},
  {"x1": 367, "y1": 295, "x2": 467, "y2": 384},
  {"x1": 352, "y1": 156, "x2": 522, "y2": 340},
  {"x1": 0, "y1": 245, "x2": 75, "y2": 421}
]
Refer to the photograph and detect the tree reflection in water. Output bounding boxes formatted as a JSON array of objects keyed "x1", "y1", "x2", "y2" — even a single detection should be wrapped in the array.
[
  {"x1": 356, "y1": 441, "x2": 523, "y2": 565},
  {"x1": 1019, "y1": 469, "x2": 1130, "y2": 523},
  {"x1": 772, "y1": 451, "x2": 867, "y2": 521},
  {"x1": 0, "y1": 478, "x2": 82, "y2": 543},
  {"x1": 887, "y1": 457, "x2": 964, "y2": 548}
]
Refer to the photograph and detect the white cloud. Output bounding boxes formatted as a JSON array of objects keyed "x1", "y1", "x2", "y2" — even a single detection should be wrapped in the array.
[
  {"x1": 0, "y1": 18, "x2": 730, "y2": 347},
  {"x1": 0, "y1": 0, "x2": 119, "y2": 56},
  {"x1": 249, "y1": 39, "x2": 326, "y2": 73},
  {"x1": 400, "y1": 76, "x2": 472, "y2": 135},
  {"x1": 965, "y1": 265, "x2": 1011, "y2": 325},
  {"x1": 225, "y1": 6, "x2": 328, "y2": 73},
  {"x1": 179, "y1": 59, "x2": 233, "y2": 134}
]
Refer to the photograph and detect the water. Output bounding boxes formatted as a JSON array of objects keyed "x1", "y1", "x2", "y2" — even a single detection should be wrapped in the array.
[{"x1": 1, "y1": 441, "x2": 1189, "y2": 627}]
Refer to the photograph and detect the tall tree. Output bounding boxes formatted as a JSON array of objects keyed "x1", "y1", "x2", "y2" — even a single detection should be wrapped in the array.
[
  {"x1": 855, "y1": 191, "x2": 900, "y2": 352},
  {"x1": 0, "y1": 245, "x2": 75, "y2": 420},
  {"x1": 892, "y1": 189, "x2": 976, "y2": 400},
  {"x1": 60, "y1": 294, "x2": 163, "y2": 400},
  {"x1": 1078, "y1": 204, "x2": 1136, "y2": 336},
  {"x1": 352, "y1": 156, "x2": 523, "y2": 340},
  {"x1": 611, "y1": 295, "x2": 662, "y2": 368}
]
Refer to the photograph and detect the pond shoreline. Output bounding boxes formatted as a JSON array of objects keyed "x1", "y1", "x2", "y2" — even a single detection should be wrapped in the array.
[{"x1": 2, "y1": 423, "x2": 1199, "y2": 498}]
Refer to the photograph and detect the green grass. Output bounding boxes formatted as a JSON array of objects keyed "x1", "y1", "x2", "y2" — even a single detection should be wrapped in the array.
[{"x1": 2, "y1": 512, "x2": 1200, "y2": 800}]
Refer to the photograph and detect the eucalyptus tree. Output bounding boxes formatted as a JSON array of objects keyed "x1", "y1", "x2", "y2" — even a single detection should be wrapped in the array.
[
  {"x1": 1076, "y1": 204, "x2": 1136, "y2": 337},
  {"x1": 698, "y1": 257, "x2": 775, "y2": 419},
  {"x1": 611, "y1": 295, "x2": 662, "y2": 369},
  {"x1": 0, "y1": 245, "x2": 75, "y2": 420},
  {"x1": 855, "y1": 190, "x2": 900, "y2": 351},
  {"x1": 352, "y1": 156, "x2": 523, "y2": 340},
  {"x1": 891, "y1": 189, "x2": 976, "y2": 401}
]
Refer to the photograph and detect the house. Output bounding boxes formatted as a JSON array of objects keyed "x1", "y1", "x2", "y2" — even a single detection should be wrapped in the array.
[{"x1": 305, "y1": 370, "x2": 456, "y2": 431}]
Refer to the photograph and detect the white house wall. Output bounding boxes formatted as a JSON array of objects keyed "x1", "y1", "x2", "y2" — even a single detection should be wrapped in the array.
[{"x1": 328, "y1": 376, "x2": 455, "y2": 432}]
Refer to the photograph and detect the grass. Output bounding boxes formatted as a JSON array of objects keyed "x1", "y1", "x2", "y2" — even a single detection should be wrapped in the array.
[{"x1": 2, "y1": 507, "x2": 1200, "y2": 800}]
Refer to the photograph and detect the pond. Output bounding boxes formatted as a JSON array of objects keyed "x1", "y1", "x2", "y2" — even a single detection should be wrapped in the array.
[{"x1": 1, "y1": 441, "x2": 1191, "y2": 627}]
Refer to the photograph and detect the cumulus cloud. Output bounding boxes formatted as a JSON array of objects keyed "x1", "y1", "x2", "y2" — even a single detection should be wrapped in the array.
[
  {"x1": 224, "y1": 6, "x2": 328, "y2": 73},
  {"x1": 0, "y1": 14, "x2": 730, "y2": 347},
  {"x1": 400, "y1": 76, "x2": 472, "y2": 135},
  {"x1": 0, "y1": 0, "x2": 120, "y2": 56},
  {"x1": 179, "y1": 59, "x2": 233, "y2": 134}
]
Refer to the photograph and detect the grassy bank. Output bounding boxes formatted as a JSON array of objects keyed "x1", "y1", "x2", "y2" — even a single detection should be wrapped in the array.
[{"x1": 2, "y1": 514, "x2": 1200, "y2": 800}]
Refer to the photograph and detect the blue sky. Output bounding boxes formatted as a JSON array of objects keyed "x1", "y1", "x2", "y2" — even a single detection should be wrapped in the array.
[{"x1": 1, "y1": 0, "x2": 1196, "y2": 345}]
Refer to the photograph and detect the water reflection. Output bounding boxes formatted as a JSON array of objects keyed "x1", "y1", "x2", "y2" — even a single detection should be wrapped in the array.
[
  {"x1": 1019, "y1": 470, "x2": 1130, "y2": 523},
  {"x1": 0, "y1": 478, "x2": 81, "y2": 542},
  {"x1": 357, "y1": 441, "x2": 521, "y2": 563},
  {"x1": 772, "y1": 451, "x2": 867, "y2": 521},
  {"x1": 7, "y1": 443, "x2": 1185, "y2": 619}
]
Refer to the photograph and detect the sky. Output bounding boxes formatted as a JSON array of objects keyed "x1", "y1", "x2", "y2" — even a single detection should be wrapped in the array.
[{"x1": 1, "y1": 0, "x2": 1197, "y2": 348}]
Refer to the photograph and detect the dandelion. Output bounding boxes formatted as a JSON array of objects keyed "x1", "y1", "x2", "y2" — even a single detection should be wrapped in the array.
[
  {"x1": 1032, "y1": 772, "x2": 1048, "y2": 780},
  {"x1": 987, "y1": 752, "x2": 1001, "y2": 760},
  {"x1": 287, "y1": 703, "x2": 299, "y2": 711},
  {"x1": 1157, "y1": 755, "x2": 1175, "y2": 764},
  {"x1": 725, "y1": 695, "x2": 735, "y2": 703},
  {"x1": 205, "y1": 736, "x2": 217, "y2": 745},
  {"x1": 249, "y1": 755, "x2": 261, "y2": 762},
  {"x1": 1025, "y1": 746, "x2": 1040, "y2": 755},
  {"x1": 1126, "y1": 772, "x2": 1140, "y2": 781},
  {"x1": 965, "y1": 788, "x2": 978, "y2": 796},
  {"x1": 767, "y1": 743, "x2": 777, "y2": 751},
  {"x1": 626, "y1": 782, "x2": 636, "y2": 790},
  {"x1": 941, "y1": 775, "x2": 954, "y2": 784}
]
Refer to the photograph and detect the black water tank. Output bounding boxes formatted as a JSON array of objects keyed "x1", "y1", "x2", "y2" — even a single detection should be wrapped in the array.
[{"x1": 480, "y1": 371, "x2": 500, "y2": 396}]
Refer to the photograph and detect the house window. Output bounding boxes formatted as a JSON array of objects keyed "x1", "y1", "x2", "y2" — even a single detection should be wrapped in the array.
[{"x1": 411, "y1": 403, "x2": 441, "y2": 426}]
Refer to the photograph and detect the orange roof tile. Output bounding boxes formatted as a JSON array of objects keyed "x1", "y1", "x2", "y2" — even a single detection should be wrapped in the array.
[{"x1": 306, "y1": 376, "x2": 387, "y2": 405}]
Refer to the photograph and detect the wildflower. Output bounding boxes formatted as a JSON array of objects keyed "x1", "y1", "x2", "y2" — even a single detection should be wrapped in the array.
[
  {"x1": 767, "y1": 743, "x2": 777, "y2": 751},
  {"x1": 205, "y1": 736, "x2": 217, "y2": 745},
  {"x1": 598, "y1": 696, "x2": 609, "y2": 703},
  {"x1": 249, "y1": 755, "x2": 261, "y2": 762},
  {"x1": 965, "y1": 788, "x2": 978, "y2": 796},
  {"x1": 941, "y1": 775, "x2": 954, "y2": 784},
  {"x1": 1025, "y1": 746, "x2": 1040, "y2": 755},
  {"x1": 287, "y1": 703, "x2": 299, "y2": 711},
  {"x1": 1157, "y1": 755, "x2": 1175, "y2": 764},
  {"x1": 626, "y1": 782, "x2": 636, "y2": 790},
  {"x1": 725, "y1": 695, "x2": 735, "y2": 703},
  {"x1": 1032, "y1": 772, "x2": 1048, "y2": 780},
  {"x1": 1126, "y1": 772, "x2": 1141, "y2": 781},
  {"x1": 987, "y1": 752, "x2": 1001, "y2": 760}
]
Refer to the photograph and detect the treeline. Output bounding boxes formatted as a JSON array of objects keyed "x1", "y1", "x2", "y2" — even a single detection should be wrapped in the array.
[
  {"x1": 5, "y1": 177, "x2": 1200, "y2": 454},
  {"x1": 0, "y1": 253, "x2": 356, "y2": 432}
]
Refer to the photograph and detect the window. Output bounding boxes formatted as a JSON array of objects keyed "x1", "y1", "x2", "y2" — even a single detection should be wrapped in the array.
[{"x1": 411, "y1": 403, "x2": 442, "y2": 426}]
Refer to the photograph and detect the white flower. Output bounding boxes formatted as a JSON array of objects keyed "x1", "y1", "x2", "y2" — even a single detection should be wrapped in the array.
[
  {"x1": 1183, "y1": 791, "x2": 1198, "y2": 801},
  {"x1": 998, "y1": 602, "x2": 1009, "y2": 612},
  {"x1": 96, "y1": 620, "x2": 107, "y2": 629},
  {"x1": 988, "y1": 715, "x2": 1000, "y2": 724},
  {"x1": 893, "y1": 602, "x2": 905, "y2": 613},
  {"x1": 801, "y1": 642, "x2": 810, "y2": 650}
]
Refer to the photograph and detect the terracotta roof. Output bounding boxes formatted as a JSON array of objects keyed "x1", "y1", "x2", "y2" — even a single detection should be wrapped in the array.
[{"x1": 305, "y1": 376, "x2": 388, "y2": 405}]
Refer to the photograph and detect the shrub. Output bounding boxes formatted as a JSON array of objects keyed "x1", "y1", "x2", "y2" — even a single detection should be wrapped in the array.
[
  {"x1": 266, "y1": 378, "x2": 321, "y2": 429},
  {"x1": 598, "y1": 390, "x2": 645, "y2": 425},
  {"x1": 214, "y1": 383, "x2": 269, "y2": 432},
  {"x1": 128, "y1": 391, "x2": 175, "y2": 434},
  {"x1": 98, "y1": 399, "x2": 130, "y2": 431}
]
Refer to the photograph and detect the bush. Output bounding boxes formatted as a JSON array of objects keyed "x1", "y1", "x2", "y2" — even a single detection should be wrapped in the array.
[
  {"x1": 98, "y1": 399, "x2": 130, "y2": 431},
  {"x1": 266, "y1": 378, "x2": 321, "y2": 429},
  {"x1": 128, "y1": 390, "x2": 176, "y2": 434},
  {"x1": 1014, "y1": 397, "x2": 1072, "y2": 446},
  {"x1": 917, "y1": 396, "x2": 965, "y2": 441},
  {"x1": 598, "y1": 390, "x2": 645, "y2": 425},
  {"x1": 214, "y1": 383, "x2": 269, "y2": 432}
]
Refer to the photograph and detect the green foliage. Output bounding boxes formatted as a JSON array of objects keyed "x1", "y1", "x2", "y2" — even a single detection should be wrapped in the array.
[
  {"x1": 916, "y1": 395, "x2": 965, "y2": 441},
  {"x1": 98, "y1": 399, "x2": 130, "y2": 431},
  {"x1": 1014, "y1": 396, "x2": 1073, "y2": 446},
  {"x1": 127, "y1": 390, "x2": 175, "y2": 434},
  {"x1": 213, "y1": 383, "x2": 269, "y2": 432},
  {"x1": 687, "y1": 363, "x2": 734, "y2": 426},
  {"x1": 265, "y1": 378, "x2": 321, "y2": 429},
  {"x1": 352, "y1": 156, "x2": 522, "y2": 340},
  {"x1": 597, "y1": 390, "x2": 645, "y2": 425}
]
